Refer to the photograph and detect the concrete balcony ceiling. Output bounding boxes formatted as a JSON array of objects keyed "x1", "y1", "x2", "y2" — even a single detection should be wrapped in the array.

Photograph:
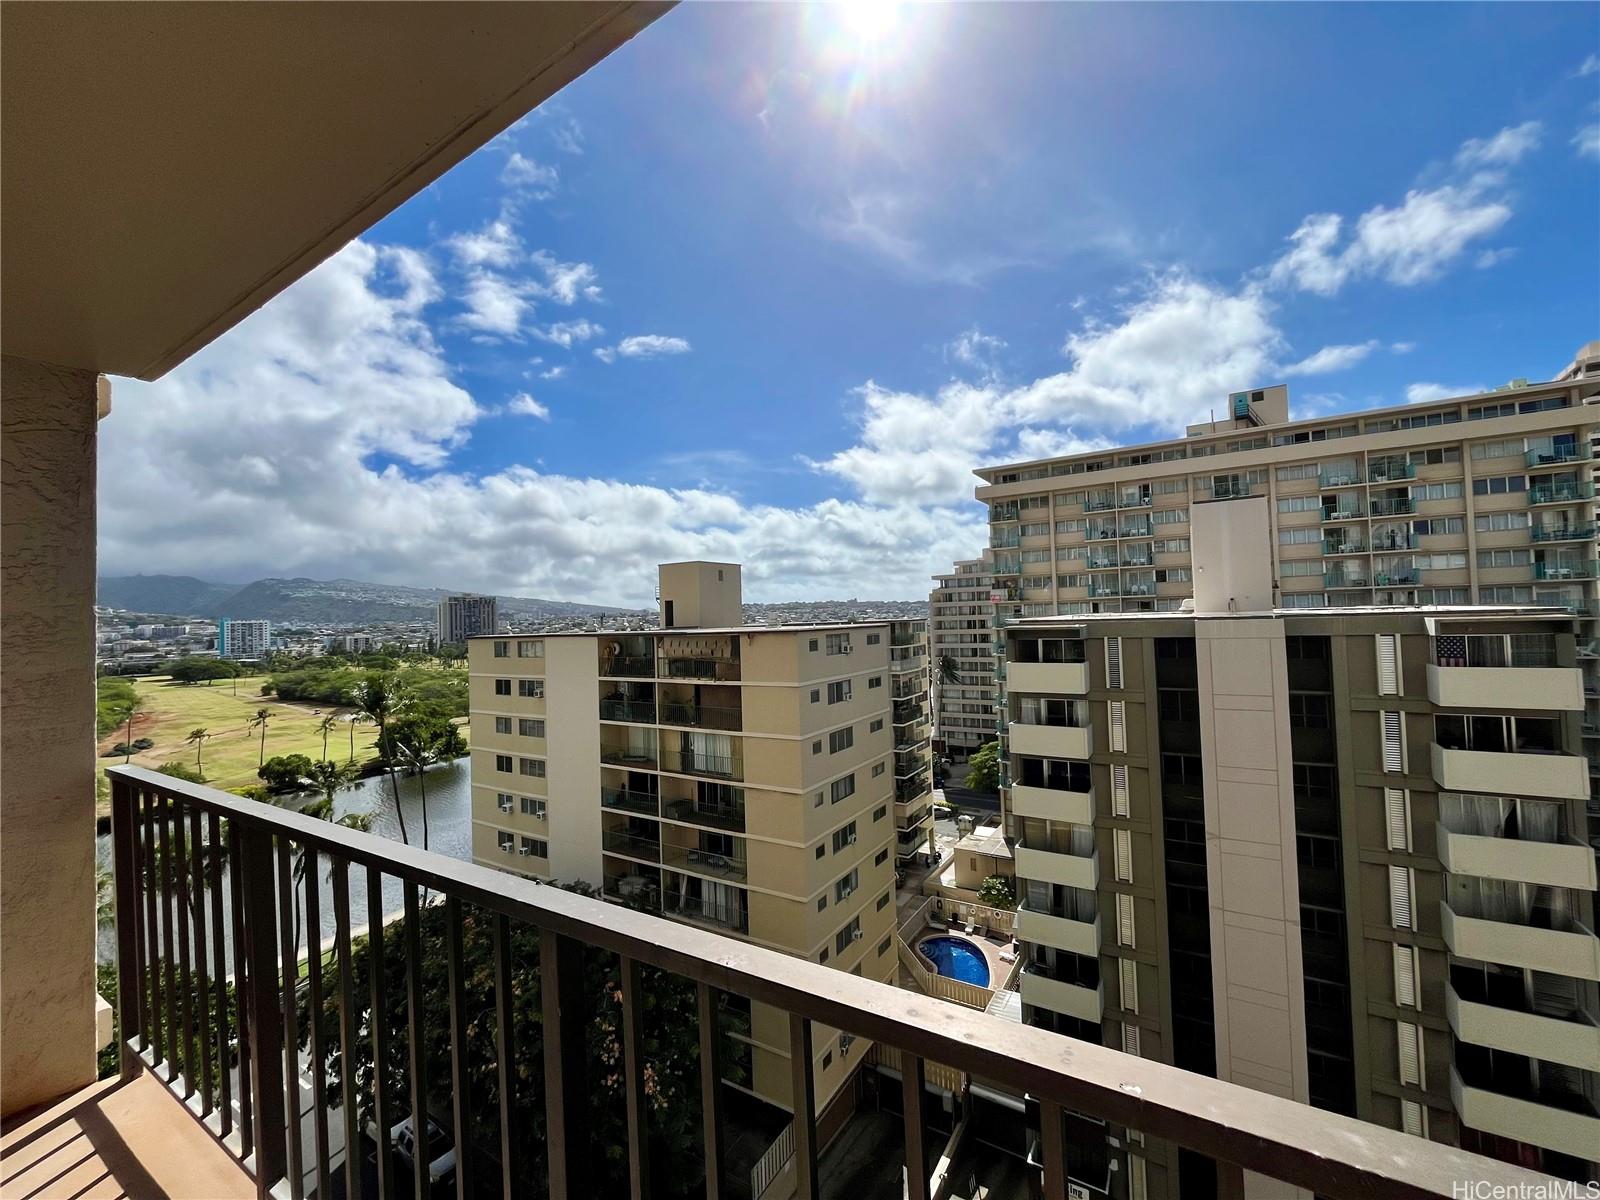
[{"x1": 1, "y1": 2, "x2": 667, "y2": 378}]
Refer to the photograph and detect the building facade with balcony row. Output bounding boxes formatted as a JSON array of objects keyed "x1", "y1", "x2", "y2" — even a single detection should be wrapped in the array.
[
  {"x1": 466, "y1": 561, "x2": 934, "y2": 1129},
  {"x1": 994, "y1": 494, "x2": 1599, "y2": 1197},
  {"x1": 929, "y1": 549, "x2": 1008, "y2": 759}
]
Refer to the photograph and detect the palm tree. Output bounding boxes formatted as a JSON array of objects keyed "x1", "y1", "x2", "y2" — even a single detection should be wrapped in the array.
[
  {"x1": 249, "y1": 708, "x2": 271, "y2": 767},
  {"x1": 317, "y1": 714, "x2": 339, "y2": 761},
  {"x1": 393, "y1": 725, "x2": 439, "y2": 851},
  {"x1": 184, "y1": 727, "x2": 211, "y2": 777},
  {"x1": 357, "y1": 674, "x2": 409, "y2": 845},
  {"x1": 939, "y1": 654, "x2": 961, "y2": 686},
  {"x1": 283, "y1": 760, "x2": 372, "y2": 959},
  {"x1": 347, "y1": 712, "x2": 370, "y2": 762},
  {"x1": 122, "y1": 695, "x2": 145, "y2": 763}
]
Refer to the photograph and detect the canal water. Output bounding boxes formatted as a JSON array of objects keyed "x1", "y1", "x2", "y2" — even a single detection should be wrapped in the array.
[{"x1": 96, "y1": 759, "x2": 473, "y2": 966}]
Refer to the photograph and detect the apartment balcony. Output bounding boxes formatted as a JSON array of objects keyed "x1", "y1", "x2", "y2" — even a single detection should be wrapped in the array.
[
  {"x1": 658, "y1": 744, "x2": 743, "y2": 782},
  {"x1": 1118, "y1": 520, "x2": 1153, "y2": 539},
  {"x1": 660, "y1": 841, "x2": 748, "y2": 884},
  {"x1": 601, "y1": 785, "x2": 661, "y2": 818},
  {"x1": 603, "y1": 827, "x2": 663, "y2": 866},
  {"x1": 1440, "y1": 900, "x2": 1600, "y2": 981},
  {"x1": 1534, "y1": 560, "x2": 1600, "y2": 580},
  {"x1": 1086, "y1": 555, "x2": 1120, "y2": 570},
  {"x1": 1087, "y1": 579, "x2": 1121, "y2": 598},
  {"x1": 1426, "y1": 663, "x2": 1586, "y2": 711},
  {"x1": 599, "y1": 696, "x2": 658, "y2": 724},
  {"x1": 1083, "y1": 495, "x2": 1118, "y2": 513},
  {"x1": 657, "y1": 689, "x2": 742, "y2": 732},
  {"x1": 69, "y1": 767, "x2": 1563, "y2": 1200},
  {"x1": 1010, "y1": 782, "x2": 1095, "y2": 825},
  {"x1": 1369, "y1": 498, "x2": 1415, "y2": 517},
  {"x1": 1431, "y1": 743, "x2": 1589, "y2": 801},
  {"x1": 1525, "y1": 445, "x2": 1592, "y2": 468},
  {"x1": 1368, "y1": 461, "x2": 1416, "y2": 483},
  {"x1": 1450, "y1": 1066, "x2": 1600, "y2": 1163},
  {"x1": 991, "y1": 531, "x2": 1022, "y2": 549},
  {"x1": 600, "y1": 730, "x2": 659, "y2": 771},
  {"x1": 1446, "y1": 981, "x2": 1600, "y2": 1073},
  {"x1": 1318, "y1": 469, "x2": 1362, "y2": 488},
  {"x1": 1529, "y1": 482, "x2": 1595, "y2": 505},
  {"x1": 1209, "y1": 480, "x2": 1253, "y2": 500},
  {"x1": 1014, "y1": 843, "x2": 1098, "y2": 891},
  {"x1": 1532, "y1": 523, "x2": 1598, "y2": 542},
  {"x1": 1017, "y1": 904, "x2": 1101, "y2": 957},
  {"x1": 1324, "y1": 571, "x2": 1370, "y2": 590},
  {"x1": 602, "y1": 653, "x2": 656, "y2": 678},
  {"x1": 657, "y1": 650, "x2": 741, "y2": 683},
  {"x1": 1007, "y1": 660, "x2": 1089, "y2": 694},
  {"x1": 896, "y1": 773, "x2": 932, "y2": 804},
  {"x1": 1323, "y1": 539, "x2": 1368, "y2": 556},
  {"x1": 1021, "y1": 969, "x2": 1103, "y2": 1024},
  {"x1": 1009, "y1": 720, "x2": 1091, "y2": 760},
  {"x1": 1321, "y1": 503, "x2": 1366, "y2": 522},
  {"x1": 991, "y1": 502, "x2": 1021, "y2": 522},
  {"x1": 1437, "y1": 821, "x2": 1597, "y2": 890},
  {"x1": 662, "y1": 794, "x2": 746, "y2": 833}
]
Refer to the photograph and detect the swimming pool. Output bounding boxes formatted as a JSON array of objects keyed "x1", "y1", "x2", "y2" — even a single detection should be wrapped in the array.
[{"x1": 918, "y1": 935, "x2": 991, "y2": 987}]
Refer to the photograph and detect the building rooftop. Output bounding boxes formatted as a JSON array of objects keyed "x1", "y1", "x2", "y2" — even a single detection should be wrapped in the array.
[
  {"x1": 955, "y1": 823, "x2": 1012, "y2": 860},
  {"x1": 1006, "y1": 603, "x2": 1581, "y2": 628},
  {"x1": 469, "y1": 619, "x2": 903, "y2": 640}
]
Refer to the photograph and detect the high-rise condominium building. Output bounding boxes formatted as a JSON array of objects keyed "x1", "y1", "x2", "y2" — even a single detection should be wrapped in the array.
[
  {"x1": 929, "y1": 550, "x2": 1004, "y2": 760},
  {"x1": 436, "y1": 592, "x2": 498, "y2": 646},
  {"x1": 216, "y1": 617, "x2": 270, "y2": 659},
  {"x1": 466, "y1": 561, "x2": 934, "y2": 1122}
]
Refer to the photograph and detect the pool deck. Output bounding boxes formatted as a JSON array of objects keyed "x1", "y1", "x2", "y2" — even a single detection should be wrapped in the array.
[{"x1": 912, "y1": 926, "x2": 1017, "y2": 989}]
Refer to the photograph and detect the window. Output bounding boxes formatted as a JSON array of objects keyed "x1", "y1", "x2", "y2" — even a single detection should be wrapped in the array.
[
  {"x1": 1278, "y1": 526, "x2": 1322, "y2": 545},
  {"x1": 1392, "y1": 944, "x2": 1418, "y2": 1009},
  {"x1": 835, "y1": 917, "x2": 861, "y2": 955},
  {"x1": 868, "y1": 718, "x2": 883, "y2": 733},
  {"x1": 1410, "y1": 481, "x2": 1462, "y2": 501},
  {"x1": 872, "y1": 804, "x2": 886, "y2": 821},
  {"x1": 520, "y1": 718, "x2": 544, "y2": 737},
  {"x1": 834, "y1": 869, "x2": 859, "y2": 901},
  {"x1": 1468, "y1": 401, "x2": 1516, "y2": 421},
  {"x1": 831, "y1": 823, "x2": 858, "y2": 852},
  {"x1": 825, "y1": 633, "x2": 851, "y2": 655},
  {"x1": 494, "y1": 679, "x2": 511, "y2": 696},
  {"x1": 1152, "y1": 507, "x2": 1188, "y2": 525},
  {"x1": 1287, "y1": 693, "x2": 1330, "y2": 728},
  {"x1": 498, "y1": 831, "x2": 514, "y2": 853},
  {"x1": 518, "y1": 679, "x2": 543, "y2": 698},
  {"x1": 1475, "y1": 511, "x2": 1530, "y2": 532},
  {"x1": 868, "y1": 675, "x2": 882, "y2": 689},
  {"x1": 1280, "y1": 560, "x2": 1322, "y2": 577},
  {"x1": 496, "y1": 793, "x2": 514, "y2": 813},
  {"x1": 495, "y1": 754, "x2": 513, "y2": 773},
  {"x1": 516, "y1": 640, "x2": 544, "y2": 658},
  {"x1": 811, "y1": 739, "x2": 823, "y2": 755},
  {"x1": 874, "y1": 848, "x2": 888, "y2": 866},
  {"x1": 827, "y1": 679, "x2": 852, "y2": 704},
  {"x1": 871, "y1": 762, "x2": 886, "y2": 777},
  {"x1": 1471, "y1": 475, "x2": 1526, "y2": 496},
  {"x1": 493, "y1": 640, "x2": 509, "y2": 657},
  {"x1": 494, "y1": 716, "x2": 512, "y2": 734},
  {"x1": 817, "y1": 896, "x2": 827, "y2": 912},
  {"x1": 829, "y1": 727, "x2": 854, "y2": 754},
  {"x1": 519, "y1": 757, "x2": 545, "y2": 778},
  {"x1": 1477, "y1": 548, "x2": 1530, "y2": 568},
  {"x1": 1277, "y1": 494, "x2": 1322, "y2": 513},
  {"x1": 877, "y1": 936, "x2": 892, "y2": 956},
  {"x1": 876, "y1": 890, "x2": 890, "y2": 911},
  {"x1": 1152, "y1": 537, "x2": 1190, "y2": 554},
  {"x1": 866, "y1": 632, "x2": 881, "y2": 645},
  {"x1": 519, "y1": 837, "x2": 548, "y2": 858},
  {"x1": 810, "y1": 688, "x2": 820, "y2": 703},
  {"x1": 809, "y1": 639, "x2": 819, "y2": 652},
  {"x1": 520, "y1": 796, "x2": 546, "y2": 819},
  {"x1": 1471, "y1": 438, "x2": 1522, "y2": 459},
  {"x1": 830, "y1": 774, "x2": 856, "y2": 803},
  {"x1": 815, "y1": 845, "x2": 825, "y2": 859}
]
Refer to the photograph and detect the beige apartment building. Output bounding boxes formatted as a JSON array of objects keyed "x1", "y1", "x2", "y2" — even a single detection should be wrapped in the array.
[
  {"x1": 466, "y1": 561, "x2": 933, "y2": 1121},
  {"x1": 981, "y1": 380, "x2": 1600, "y2": 1195},
  {"x1": 929, "y1": 550, "x2": 1005, "y2": 760}
]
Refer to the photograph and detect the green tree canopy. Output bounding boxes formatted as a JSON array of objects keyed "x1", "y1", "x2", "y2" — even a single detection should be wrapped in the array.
[
  {"x1": 977, "y1": 875, "x2": 1016, "y2": 910},
  {"x1": 965, "y1": 739, "x2": 1002, "y2": 793},
  {"x1": 258, "y1": 753, "x2": 315, "y2": 793}
]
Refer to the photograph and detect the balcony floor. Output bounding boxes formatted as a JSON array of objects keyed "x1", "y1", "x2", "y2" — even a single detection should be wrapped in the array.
[{"x1": 0, "y1": 1073, "x2": 252, "y2": 1200}]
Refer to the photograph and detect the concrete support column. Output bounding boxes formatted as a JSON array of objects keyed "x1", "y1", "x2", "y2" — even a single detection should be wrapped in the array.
[{"x1": 2, "y1": 356, "x2": 102, "y2": 1116}]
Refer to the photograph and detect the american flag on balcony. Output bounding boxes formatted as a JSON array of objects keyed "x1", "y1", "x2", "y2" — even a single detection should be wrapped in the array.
[{"x1": 1436, "y1": 635, "x2": 1467, "y2": 667}]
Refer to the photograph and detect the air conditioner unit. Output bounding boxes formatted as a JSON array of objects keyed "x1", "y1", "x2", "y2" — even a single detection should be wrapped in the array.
[
  {"x1": 852, "y1": 928, "x2": 863, "y2": 941},
  {"x1": 846, "y1": 833, "x2": 857, "y2": 845},
  {"x1": 841, "y1": 645, "x2": 853, "y2": 654},
  {"x1": 840, "y1": 886, "x2": 856, "y2": 899},
  {"x1": 498, "y1": 802, "x2": 513, "y2": 813}
]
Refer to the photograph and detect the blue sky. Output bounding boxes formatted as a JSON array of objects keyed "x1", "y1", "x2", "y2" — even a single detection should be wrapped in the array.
[{"x1": 102, "y1": 3, "x2": 1600, "y2": 605}]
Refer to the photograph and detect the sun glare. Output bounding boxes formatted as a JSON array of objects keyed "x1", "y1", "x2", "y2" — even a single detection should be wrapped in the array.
[{"x1": 837, "y1": 0, "x2": 901, "y2": 45}]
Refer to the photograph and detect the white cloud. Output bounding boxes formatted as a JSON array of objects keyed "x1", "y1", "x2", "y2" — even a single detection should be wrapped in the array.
[
  {"x1": 530, "y1": 320, "x2": 604, "y2": 348},
  {"x1": 444, "y1": 218, "x2": 521, "y2": 268},
  {"x1": 457, "y1": 273, "x2": 527, "y2": 337},
  {"x1": 506, "y1": 393, "x2": 550, "y2": 420},
  {"x1": 99, "y1": 239, "x2": 981, "y2": 603},
  {"x1": 1576, "y1": 53, "x2": 1599, "y2": 78},
  {"x1": 1280, "y1": 340, "x2": 1380, "y2": 377},
  {"x1": 1575, "y1": 124, "x2": 1600, "y2": 160},
  {"x1": 947, "y1": 328, "x2": 1007, "y2": 374},
  {"x1": 1454, "y1": 120, "x2": 1542, "y2": 168},
  {"x1": 1391, "y1": 342, "x2": 1416, "y2": 354},
  {"x1": 1265, "y1": 125, "x2": 1532, "y2": 295},
  {"x1": 596, "y1": 335, "x2": 693, "y2": 363},
  {"x1": 1406, "y1": 382, "x2": 1484, "y2": 405},
  {"x1": 530, "y1": 251, "x2": 602, "y2": 305},
  {"x1": 1475, "y1": 247, "x2": 1517, "y2": 269},
  {"x1": 501, "y1": 153, "x2": 559, "y2": 198},
  {"x1": 540, "y1": 366, "x2": 569, "y2": 381},
  {"x1": 551, "y1": 117, "x2": 585, "y2": 155}
]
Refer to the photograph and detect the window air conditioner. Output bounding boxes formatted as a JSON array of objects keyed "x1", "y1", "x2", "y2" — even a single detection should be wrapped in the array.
[
  {"x1": 518, "y1": 846, "x2": 533, "y2": 856},
  {"x1": 846, "y1": 833, "x2": 857, "y2": 845},
  {"x1": 852, "y1": 928, "x2": 863, "y2": 940},
  {"x1": 841, "y1": 645, "x2": 853, "y2": 654}
]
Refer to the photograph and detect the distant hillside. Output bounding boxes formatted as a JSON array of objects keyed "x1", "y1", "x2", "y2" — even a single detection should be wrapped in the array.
[{"x1": 97, "y1": 574, "x2": 635, "y2": 625}]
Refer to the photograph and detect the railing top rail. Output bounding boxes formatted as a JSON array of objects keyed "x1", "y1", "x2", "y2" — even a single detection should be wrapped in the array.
[{"x1": 109, "y1": 764, "x2": 1559, "y2": 1200}]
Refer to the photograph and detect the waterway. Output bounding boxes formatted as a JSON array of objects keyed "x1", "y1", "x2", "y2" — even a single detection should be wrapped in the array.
[{"x1": 96, "y1": 759, "x2": 473, "y2": 966}]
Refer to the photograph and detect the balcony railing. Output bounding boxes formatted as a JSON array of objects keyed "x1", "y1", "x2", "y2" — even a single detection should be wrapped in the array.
[
  {"x1": 1528, "y1": 482, "x2": 1595, "y2": 505},
  {"x1": 659, "y1": 746, "x2": 742, "y2": 781},
  {"x1": 1324, "y1": 572, "x2": 1370, "y2": 589},
  {"x1": 1532, "y1": 524, "x2": 1598, "y2": 542},
  {"x1": 602, "y1": 654, "x2": 656, "y2": 678},
  {"x1": 1370, "y1": 498, "x2": 1414, "y2": 516},
  {"x1": 1321, "y1": 504, "x2": 1364, "y2": 522},
  {"x1": 600, "y1": 698, "x2": 658, "y2": 724},
  {"x1": 1368, "y1": 461, "x2": 1416, "y2": 482},
  {"x1": 102, "y1": 766, "x2": 1558, "y2": 1200},
  {"x1": 1322, "y1": 539, "x2": 1367, "y2": 556},
  {"x1": 1534, "y1": 560, "x2": 1600, "y2": 580},
  {"x1": 1318, "y1": 470, "x2": 1361, "y2": 488},
  {"x1": 1525, "y1": 445, "x2": 1591, "y2": 467},
  {"x1": 657, "y1": 700, "x2": 742, "y2": 731},
  {"x1": 660, "y1": 842, "x2": 748, "y2": 883},
  {"x1": 662, "y1": 795, "x2": 746, "y2": 832},
  {"x1": 601, "y1": 786, "x2": 660, "y2": 817},
  {"x1": 658, "y1": 655, "x2": 741, "y2": 683},
  {"x1": 603, "y1": 829, "x2": 663, "y2": 862}
]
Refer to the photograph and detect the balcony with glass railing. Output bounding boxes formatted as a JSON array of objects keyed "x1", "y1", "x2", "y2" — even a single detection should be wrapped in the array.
[
  {"x1": 1082, "y1": 493, "x2": 1117, "y2": 513},
  {"x1": 602, "y1": 820, "x2": 664, "y2": 866},
  {"x1": 1532, "y1": 522, "x2": 1598, "y2": 542},
  {"x1": 1321, "y1": 494, "x2": 1365, "y2": 521},
  {"x1": 1529, "y1": 481, "x2": 1594, "y2": 505},
  {"x1": 1322, "y1": 534, "x2": 1367, "y2": 556},
  {"x1": 1118, "y1": 517, "x2": 1153, "y2": 538},
  {"x1": 1318, "y1": 465, "x2": 1362, "y2": 488},
  {"x1": 88, "y1": 765, "x2": 1563, "y2": 1200},
  {"x1": 1534, "y1": 558, "x2": 1600, "y2": 580},
  {"x1": 990, "y1": 502, "x2": 1020, "y2": 522},
  {"x1": 1324, "y1": 569, "x2": 1370, "y2": 590},
  {"x1": 1525, "y1": 443, "x2": 1592, "y2": 468},
  {"x1": 1367, "y1": 458, "x2": 1416, "y2": 483},
  {"x1": 1087, "y1": 578, "x2": 1120, "y2": 598},
  {"x1": 1369, "y1": 495, "x2": 1414, "y2": 517}
]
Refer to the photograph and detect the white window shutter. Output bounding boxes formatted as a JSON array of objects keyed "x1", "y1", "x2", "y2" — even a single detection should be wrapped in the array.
[
  {"x1": 1119, "y1": 956, "x2": 1139, "y2": 1014},
  {"x1": 1381, "y1": 711, "x2": 1404, "y2": 773},
  {"x1": 1111, "y1": 764, "x2": 1130, "y2": 817},
  {"x1": 1105, "y1": 637, "x2": 1123, "y2": 689},
  {"x1": 1116, "y1": 893, "x2": 1136, "y2": 948},
  {"x1": 1397, "y1": 1021, "x2": 1423, "y2": 1087},
  {"x1": 1114, "y1": 828, "x2": 1133, "y2": 882},
  {"x1": 1388, "y1": 865, "x2": 1415, "y2": 930},
  {"x1": 1384, "y1": 787, "x2": 1411, "y2": 851},
  {"x1": 1400, "y1": 1099, "x2": 1428, "y2": 1138},
  {"x1": 1377, "y1": 634, "x2": 1401, "y2": 696},
  {"x1": 1121, "y1": 1022, "x2": 1141, "y2": 1057},
  {"x1": 1109, "y1": 700, "x2": 1127, "y2": 752},
  {"x1": 1392, "y1": 944, "x2": 1418, "y2": 1008}
]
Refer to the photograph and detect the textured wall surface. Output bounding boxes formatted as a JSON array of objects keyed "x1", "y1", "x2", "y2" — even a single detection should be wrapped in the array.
[{"x1": 2, "y1": 356, "x2": 100, "y2": 1115}]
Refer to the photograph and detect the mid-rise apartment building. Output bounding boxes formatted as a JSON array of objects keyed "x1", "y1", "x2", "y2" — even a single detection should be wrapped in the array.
[
  {"x1": 466, "y1": 561, "x2": 933, "y2": 1122},
  {"x1": 216, "y1": 617, "x2": 269, "y2": 659},
  {"x1": 929, "y1": 549, "x2": 1011, "y2": 760},
  {"x1": 994, "y1": 467, "x2": 1599, "y2": 1195},
  {"x1": 437, "y1": 592, "x2": 498, "y2": 646}
]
